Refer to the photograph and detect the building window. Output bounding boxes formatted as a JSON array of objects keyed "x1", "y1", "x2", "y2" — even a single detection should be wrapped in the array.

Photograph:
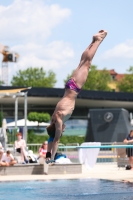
[{"x1": 111, "y1": 75, "x2": 116, "y2": 80}]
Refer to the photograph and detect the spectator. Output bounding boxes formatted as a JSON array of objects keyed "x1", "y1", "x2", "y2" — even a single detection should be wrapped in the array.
[
  {"x1": 0, "y1": 142, "x2": 2, "y2": 149},
  {"x1": 38, "y1": 141, "x2": 48, "y2": 164},
  {"x1": 14, "y1": 132, "x2": 28, "y2": 164},
  {"x1": 0, "y1": 142, "x2": 4, "y2": 152},
  {"x1": 0, "y1": 148, "x2": 4, "y2": 162},
  {"x1": 123, "y1": 130, "x2": 133, "y2": 169},
  {"x1": 0, "y1": 150, "x2": 17, "y2": 166}
]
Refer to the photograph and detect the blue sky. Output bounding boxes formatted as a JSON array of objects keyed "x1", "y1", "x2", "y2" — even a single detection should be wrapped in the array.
[{"x1": 0, "y1": 0, "x2": 133, "y2": 87}]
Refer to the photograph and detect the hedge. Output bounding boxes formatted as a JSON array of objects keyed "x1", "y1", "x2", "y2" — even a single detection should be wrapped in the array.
[{"x1": 27, "y1": 130, "x2": 85, "y2": 145}]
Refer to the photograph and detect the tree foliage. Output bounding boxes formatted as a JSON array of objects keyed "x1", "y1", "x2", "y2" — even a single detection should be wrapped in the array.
[
  {"x1": 117, "y1": 66, "x2": 133, "y2": 92},
  {"x1": 0, "y1": 112, "x2": 3, "y2": 127},
  {"x1": 27, "y1": 130, "x2": 85, "y2": 145},
  {"x1": 0, "y1": 80, "x2": 4, "y2": 86},
  {"x1": 64, "y1": 65, "x2": 112, "y2": 91},
  {"x1": 28, "y1": 112, "x2": 50, "y2": 124},
  {"x1": 11, "y1": 67, "x2": 56, "y2": 87}
]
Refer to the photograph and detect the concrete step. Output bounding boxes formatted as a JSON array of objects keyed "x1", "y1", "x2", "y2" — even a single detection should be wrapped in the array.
[{"x1": 0, "y1": 163, "x2": 82, "y2": 175}]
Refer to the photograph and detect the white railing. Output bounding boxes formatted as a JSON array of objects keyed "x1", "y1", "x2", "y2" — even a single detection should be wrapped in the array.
[
  {"x1": 6, "y1": 142, "x2": 133, "y2": 167},
  {"x1": 58, "y1": 142, "x2": 133, "y2": 167},
  {"x1": 6, "y1": 142, "x2": 66, "y2": 154}
]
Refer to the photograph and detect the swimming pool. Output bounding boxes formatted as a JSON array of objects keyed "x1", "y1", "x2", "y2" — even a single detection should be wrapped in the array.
[{"x1": 0, "y1": 179, "x2": 133, "y2": 200}]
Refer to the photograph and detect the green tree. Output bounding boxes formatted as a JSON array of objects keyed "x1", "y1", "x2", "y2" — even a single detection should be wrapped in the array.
[
  {"x1": 27, "y1": 130, "x2": 85, "y2": 145},
  {"x1": 11, "y1": 67, "x2": 56, "y2": 87},
  {"x1": 64, "y1": 70, "x2": 74, "y2": 86},
  {"x1": 0, "y1": 80, "x2": 4, "y2": 86},
  {"x1": 0, "y1": 112, "x2": 3, "y2": 127},
  {"x1": 64, "y1": 65, "x2": 111, "y2": 91},
  {"x1": 28, "y1": 112, "x2": 50, "y2": 124},
  {"x1": 117, "y1": 66, "x2": 133, "y2": 92}
]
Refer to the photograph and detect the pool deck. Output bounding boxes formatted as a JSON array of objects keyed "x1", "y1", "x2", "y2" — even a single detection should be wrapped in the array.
[{"x1": 1, "y1": 164, "x2": 133, "y2": 183}]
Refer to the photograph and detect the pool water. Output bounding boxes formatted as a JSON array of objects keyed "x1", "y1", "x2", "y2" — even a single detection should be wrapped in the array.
[{"x1": 0, "y1": 179, "x2": 133, "y2": 200}]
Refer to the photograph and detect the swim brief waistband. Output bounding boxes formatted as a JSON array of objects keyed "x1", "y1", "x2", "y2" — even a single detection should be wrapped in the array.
[{"x1": 65, "y1": 78, "x2": 81, "y2": 93}]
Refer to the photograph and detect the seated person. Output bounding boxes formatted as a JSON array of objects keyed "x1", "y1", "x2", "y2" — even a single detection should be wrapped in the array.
[
  {"x1": 0, "y1": 142, "x2": 4, "y2": 154},
  {"x1": 0, "y1": 150, "x2": 17, "y2": 166},
  {"x1": 14, "y1": 132, "x2": 28, "y2": 164},
  {"x1": 0, "y1": 148, "x2": 4, "y2": 162},
  {"x1": 38, "y1": 141, "x2": 48, "y2": 164},
  {"x1": 0, "y1": 142, "x2": 3, "y2": 149}
]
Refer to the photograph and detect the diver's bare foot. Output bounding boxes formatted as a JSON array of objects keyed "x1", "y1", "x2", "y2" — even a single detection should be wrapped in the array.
[{"x1": 93, "y1": 30, "x2": 107, "y2": 42}]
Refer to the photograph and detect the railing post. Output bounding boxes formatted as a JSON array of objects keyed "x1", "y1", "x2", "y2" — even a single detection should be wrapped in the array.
[
  {"x1": 15, "y1": 96, "x2": 18, "y2": 129},
  {"x1": 24, "y1": 92, "x2": 27, "y2": 142}
]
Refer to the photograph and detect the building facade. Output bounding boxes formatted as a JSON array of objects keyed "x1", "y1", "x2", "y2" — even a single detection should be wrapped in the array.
[{"x1": 1, "y1": 86, "x2": 133, "y2": 137}]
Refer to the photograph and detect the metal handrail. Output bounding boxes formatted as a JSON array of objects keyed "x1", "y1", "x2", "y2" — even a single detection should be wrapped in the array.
[{"x1": 58, "y1": 144, "x2": 133, "y2": 149}]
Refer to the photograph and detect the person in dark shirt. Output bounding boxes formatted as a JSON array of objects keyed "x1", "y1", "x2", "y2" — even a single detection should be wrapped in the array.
[{"x1": 123, "y1": 130, "x2": 133, "y2": 169}]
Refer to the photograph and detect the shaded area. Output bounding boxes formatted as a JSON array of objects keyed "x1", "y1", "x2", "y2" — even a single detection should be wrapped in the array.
[{"x1": 1, "y1": 86, "x2": 133, "y2": 101}]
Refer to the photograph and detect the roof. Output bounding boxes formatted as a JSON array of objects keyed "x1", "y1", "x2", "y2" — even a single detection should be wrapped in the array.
[
  {"x1": 108, "y1": 69, "x2": 118, "y2": 75},
  {"x1": 98, "y1": 69, "x2": 118, "y2": 75},
  {"x1": 98, "y1": 69, "x2": 125, "y2": 81},
  {"x1": 1, "y1": 86, "x2": 133, "y2": 102},
  {"x1": 0, "y1": 88, "x2": 27, "y2": 94},
  {"x1": 108, "y1": 70, "x2": 125, "y2": 81},
  {"x1": 115, "y1": 74, "x2": 125, "y2": 81}
]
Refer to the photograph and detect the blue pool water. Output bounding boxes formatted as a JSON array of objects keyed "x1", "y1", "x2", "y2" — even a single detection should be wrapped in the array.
[{"x1": 0, "y1": 179, "x2": 133, "y2": 200}]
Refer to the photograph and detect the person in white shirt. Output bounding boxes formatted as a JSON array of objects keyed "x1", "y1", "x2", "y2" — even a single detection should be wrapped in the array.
[
  {"x1": 0, "y1": 142, "x2": 3, "y2": 149},
  {"x1": 14, "y1": 132, "x2": 28, "y2": 164},
  {"x1": 0, "y1": 150, "x2": 17, "y2": 166},
  {"x1": 0, "y1": 148, "x2": 3, "y2": 162}
]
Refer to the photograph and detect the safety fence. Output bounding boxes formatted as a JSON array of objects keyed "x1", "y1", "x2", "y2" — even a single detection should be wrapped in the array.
[
  {"x1": 6, "y1": 142, "x2": 133, "y2": 167},
  {"x1": 58, "y1": 143, "x2": 133, "y2": 167},
  {"x1": 6, "y1": 143, "x2": 66, "y2": 154}
]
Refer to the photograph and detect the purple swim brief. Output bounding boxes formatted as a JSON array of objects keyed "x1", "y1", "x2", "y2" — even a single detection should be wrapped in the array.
[{"x1": 65, "y1": 79, "x2": 81, "y2": 93}]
